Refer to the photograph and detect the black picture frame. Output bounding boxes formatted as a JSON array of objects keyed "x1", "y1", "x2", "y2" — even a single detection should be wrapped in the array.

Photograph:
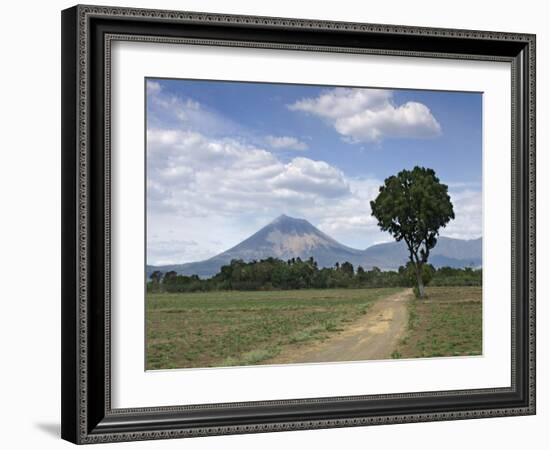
[{"x1": 61, "y1": 4, "x2": 536, "y2": 444}]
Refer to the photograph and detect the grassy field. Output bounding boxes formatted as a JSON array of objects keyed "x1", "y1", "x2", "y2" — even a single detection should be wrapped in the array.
[
  {"x1": 391, "y1": 286, "x2": 482, "y2": 359},
  {"x1": 146, "y1": 288, "x2": 400, "y2": 369}
]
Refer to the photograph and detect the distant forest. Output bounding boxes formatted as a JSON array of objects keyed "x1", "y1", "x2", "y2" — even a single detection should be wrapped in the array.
[{"x1": 147, "y1": 257, "x2": 481, "y2": 293}]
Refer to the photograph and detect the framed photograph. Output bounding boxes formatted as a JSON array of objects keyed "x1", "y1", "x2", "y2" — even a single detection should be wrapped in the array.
[{"x1": 61, "y1": 5, "x2": 536, "y2": 444}]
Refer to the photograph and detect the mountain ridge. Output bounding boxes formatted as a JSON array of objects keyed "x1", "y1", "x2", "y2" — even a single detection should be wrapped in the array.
[{"x1": 148, "y1": 215, "x2": 482, "y2": 278}]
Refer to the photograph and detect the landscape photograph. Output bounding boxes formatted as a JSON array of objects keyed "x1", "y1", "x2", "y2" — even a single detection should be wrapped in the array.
[{"x1": 145, "y1": 78, "x2": 482, "y2": 370}]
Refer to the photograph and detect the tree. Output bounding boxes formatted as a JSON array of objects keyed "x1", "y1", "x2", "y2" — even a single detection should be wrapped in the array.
[
  {"x1": 404, "y1": 262, "x2": 435, "y2": 296},
  {"x1": 150, "y1": 270, "x2": 163, "y2": 284},
  {"x1": 149, "y1": 270, "x2": 163, "y2": 292},
  {"x1": 341, "y1": 261, "x2": 354, "y2": 276},
  {"x1": 163, "y1": 270, "x2": 177, "y2": 282},
  {"x1": 370, "y1": 167, "x2": 454, "y2": 297}
]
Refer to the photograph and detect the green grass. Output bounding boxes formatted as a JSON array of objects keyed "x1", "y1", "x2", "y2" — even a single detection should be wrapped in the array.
[
  {"x1": 146, "y1": 288, "x2": 400, "y2": 369},
  {"x1": 392, "y1": 286, "x2": 482, "y2": 359}
]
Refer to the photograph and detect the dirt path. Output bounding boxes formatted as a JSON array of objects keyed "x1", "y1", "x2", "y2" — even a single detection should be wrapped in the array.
[{"x1": 267, "y1": 289, "x2": 412, "y2": 364}]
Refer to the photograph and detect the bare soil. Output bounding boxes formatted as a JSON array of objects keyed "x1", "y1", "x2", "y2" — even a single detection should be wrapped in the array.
[{"x1": 266, "y1": 288, "x2": 413, "y2": 364}]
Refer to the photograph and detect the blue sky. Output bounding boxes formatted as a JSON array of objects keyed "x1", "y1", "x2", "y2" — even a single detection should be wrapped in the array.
[{"x1": 146, "y1": 78, "x2": 482, "y2": 265}]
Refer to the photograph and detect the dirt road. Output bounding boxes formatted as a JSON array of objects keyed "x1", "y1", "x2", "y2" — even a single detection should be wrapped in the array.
[{"x1": 267, "y1": 289, "x2": 412, "y2": 364}]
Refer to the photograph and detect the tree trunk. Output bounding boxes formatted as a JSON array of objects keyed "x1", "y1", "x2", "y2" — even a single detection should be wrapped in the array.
[{"x1": 415, "y1": 264, "x2": 425, "y2": 298}]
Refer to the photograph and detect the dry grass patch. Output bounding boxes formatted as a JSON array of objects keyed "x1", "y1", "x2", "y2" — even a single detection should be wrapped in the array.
[{"x1": 392, "y1": 286, "x2": 482, "y2": 359}]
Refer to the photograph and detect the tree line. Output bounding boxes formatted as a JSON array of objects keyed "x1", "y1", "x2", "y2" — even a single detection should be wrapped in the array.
[{"x1": 148, "y1": 257, "x2": 481, "y2": 294}]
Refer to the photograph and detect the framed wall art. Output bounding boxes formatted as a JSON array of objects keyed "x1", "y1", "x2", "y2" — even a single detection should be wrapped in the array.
[{"x1": 61, "y1": 4, "x2": 536, "y2": 444}]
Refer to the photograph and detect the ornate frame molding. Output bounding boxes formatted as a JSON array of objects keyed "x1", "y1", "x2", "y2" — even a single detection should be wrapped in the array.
[{"x1": 61, "y1": 5, "x2": 536, "y2": 444}]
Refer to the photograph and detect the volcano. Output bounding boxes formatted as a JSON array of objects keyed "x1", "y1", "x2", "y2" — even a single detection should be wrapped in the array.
[{"x1": 147, "y1": 214, "x2": 482, "y2": 278}]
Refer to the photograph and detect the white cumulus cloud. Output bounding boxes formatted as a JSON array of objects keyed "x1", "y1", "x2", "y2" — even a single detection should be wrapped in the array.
[
  {"x1": 271, "y1": 157, "x2": 349, "y2": 198},
  {"x1": 146, "y1": 79, "x2": 161, "y2": 95},
  {"x1": 441, "y1": 189, "x2": 482, "y2": 240},
  {"x1": 288, "y1": 88, "x2": 441, "y2": 143},
  {"x1": 147, "y1": 129, "x2": 351, "y2": 219},
  {"x1": 147, "y1": 84, "x2": 242, "y2": 137},
  {"x1": 265, "y1": 135, "x2": 308, "y2": 151}
]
